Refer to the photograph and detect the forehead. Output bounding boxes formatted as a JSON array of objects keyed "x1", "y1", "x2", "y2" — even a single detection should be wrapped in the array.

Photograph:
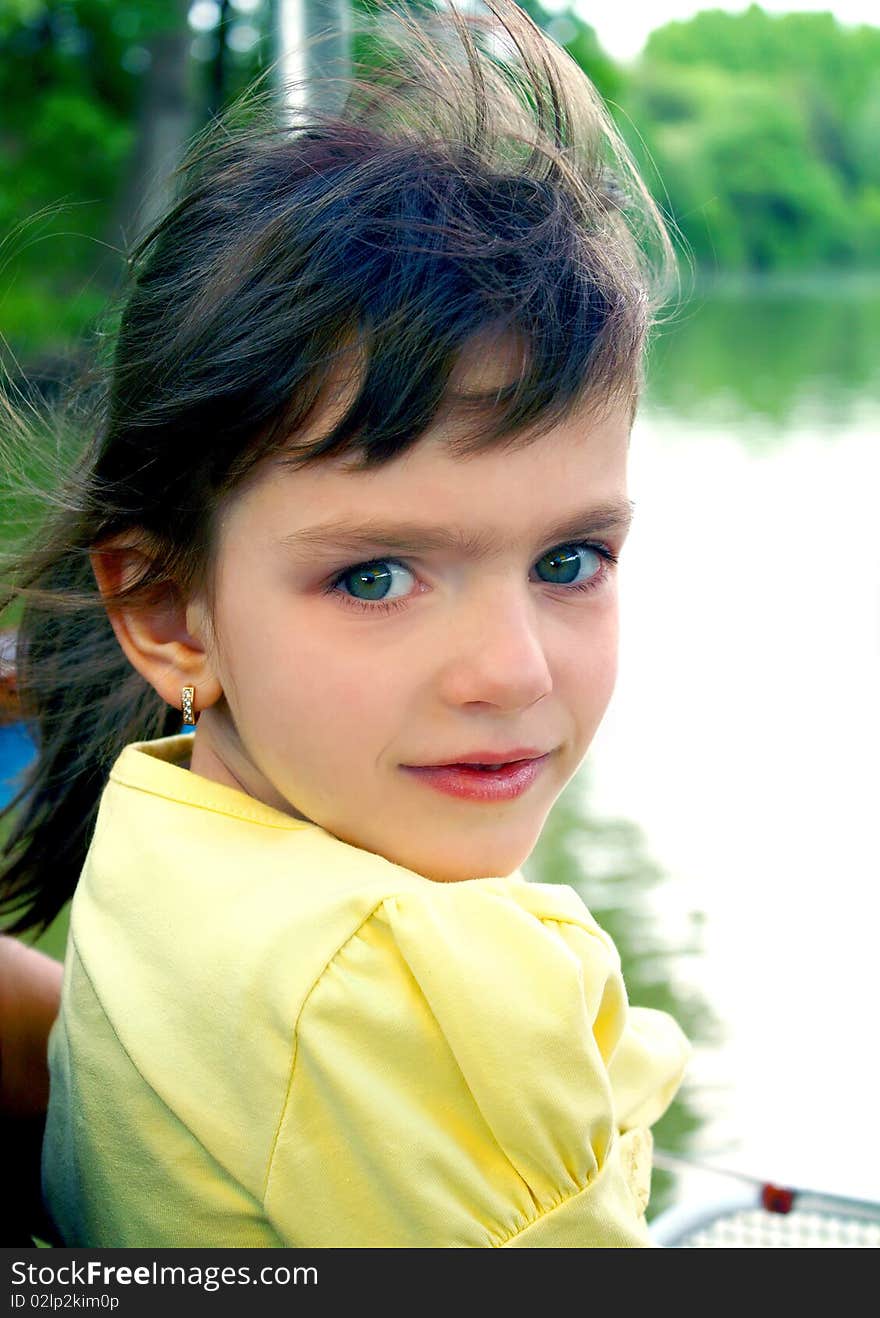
[{"x1": 222, "y1": 390, "x2": 632, "y2": 559}]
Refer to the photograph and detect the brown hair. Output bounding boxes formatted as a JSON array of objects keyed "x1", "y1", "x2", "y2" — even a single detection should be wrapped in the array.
[{"x1": 0, "y1": 0, "x2": 677, "y2": 933}]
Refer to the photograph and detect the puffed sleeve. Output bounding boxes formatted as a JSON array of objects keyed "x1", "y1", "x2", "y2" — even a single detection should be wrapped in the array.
[{"x1": 262, "y1": 884, "x2": 690, "y2": 1247}]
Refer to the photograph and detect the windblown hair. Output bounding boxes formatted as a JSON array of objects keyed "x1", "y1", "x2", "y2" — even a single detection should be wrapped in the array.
[{"x1": 0, "y1": 0, "x2": 677, "y2": 933}]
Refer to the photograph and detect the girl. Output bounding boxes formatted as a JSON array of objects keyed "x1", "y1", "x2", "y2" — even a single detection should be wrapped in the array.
[{"x1": 1, "y1": 0, "x2": 689, "y2": 1246}]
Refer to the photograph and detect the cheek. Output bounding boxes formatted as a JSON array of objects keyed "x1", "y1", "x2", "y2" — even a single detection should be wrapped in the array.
[
  {"x1": 218, "y1": 583, "x2": 408, "y2": 741},
  {"x1": 558, "y1": 609, "x2": 619, "y2": 711}
]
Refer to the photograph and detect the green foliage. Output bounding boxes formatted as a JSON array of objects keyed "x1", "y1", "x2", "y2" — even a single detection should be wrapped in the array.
[
  {"x1": 3, "y1": 1, "x2": 880, "y2": 367},
  {"x1": 0, "y1": 0, "x2": 270, "y2": 360},
  {"x1": 0, "y1": 1, "x2": 173, "y2": 356},
  {"x1": 626, "y1": 6, "x2": 880, "y2": 273}
]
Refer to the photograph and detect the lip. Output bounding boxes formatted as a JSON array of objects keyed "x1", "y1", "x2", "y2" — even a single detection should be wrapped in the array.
[
  {"x1": 400, "y1": 753, "x2": 552, "y2": 803},
  {"x1": 406, "y1": 748, "x2": 549, "y2": 768}
]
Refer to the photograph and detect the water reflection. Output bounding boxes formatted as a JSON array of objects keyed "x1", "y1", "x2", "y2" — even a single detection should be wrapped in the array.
[
  {"x1": 523, "y1": 767, "x2": 718, "y2": 1217},
  {"x1": 647, "y1": 277, "x2": 880, "y2": 438}
]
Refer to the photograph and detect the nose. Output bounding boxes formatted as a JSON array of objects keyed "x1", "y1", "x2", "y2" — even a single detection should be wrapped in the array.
[{"x1": 437, "y1": 577, "x2": 554, "y2": 711}]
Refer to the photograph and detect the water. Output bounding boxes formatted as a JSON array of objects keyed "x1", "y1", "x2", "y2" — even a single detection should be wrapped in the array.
[{"x1": 527, "y1": 280, "x2": 880, "y2": 1209}]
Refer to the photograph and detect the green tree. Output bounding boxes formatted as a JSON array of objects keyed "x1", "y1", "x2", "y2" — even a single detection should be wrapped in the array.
[
  {"x1": 625, "y1": 5, "x2": 880, "y2": 274},
  {"x1": 0, "y1": 0, "x2": 272, "y2": 361}
]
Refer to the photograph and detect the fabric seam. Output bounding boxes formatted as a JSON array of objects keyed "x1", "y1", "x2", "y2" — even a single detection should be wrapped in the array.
[
  {"x1": 260, "y1": 897, "x2": 390, "y2": 1207},
  {"x1": 493, "y1": 1169, "x2": 602, "y2": 1247}
]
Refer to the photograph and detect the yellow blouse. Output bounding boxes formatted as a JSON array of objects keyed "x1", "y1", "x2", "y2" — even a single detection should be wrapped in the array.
[{"x1": 43, "y1": 734, "x2": 689, "y2": 1247}]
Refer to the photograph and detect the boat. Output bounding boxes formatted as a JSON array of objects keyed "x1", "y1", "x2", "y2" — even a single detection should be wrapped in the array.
[{"x1": 649, "y1": 1150, "x2": 880, "y2": 1248}]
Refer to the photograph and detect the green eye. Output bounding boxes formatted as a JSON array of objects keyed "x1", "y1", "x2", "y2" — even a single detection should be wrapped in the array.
[
  {"x1": 338, "y1": 560, "x2": 411, "y2": 602},
  {"x1": 536, "y1": 544, "x2": 601, "y2": 586},
  {"x1": 327, "y1": 541, "x2": 616, "y2": 617}
]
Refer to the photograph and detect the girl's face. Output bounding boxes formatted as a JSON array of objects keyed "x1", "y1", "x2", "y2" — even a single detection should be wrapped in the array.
[{"x1": 190, "y1": 376, "x2": 632, "y2": 882}]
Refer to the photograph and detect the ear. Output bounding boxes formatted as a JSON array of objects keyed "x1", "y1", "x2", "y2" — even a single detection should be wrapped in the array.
[{"x1": 90, "y1": 538, "x2": 222, "y2": 720}]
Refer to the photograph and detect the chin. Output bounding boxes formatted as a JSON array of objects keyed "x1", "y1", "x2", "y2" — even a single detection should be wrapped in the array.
[{"x1": 418, "y1": 846, "x2": 529, "y2": 884}]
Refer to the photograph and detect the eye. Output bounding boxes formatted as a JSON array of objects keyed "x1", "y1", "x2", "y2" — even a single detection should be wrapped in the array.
[
  {"x1": 534, "y1": 542, "x2": 607, "y2": 587},
  {"x1": 325, "y1": 541, "x2": 618, "y2": 616},
  {"x1": 333, "y1": 559, "x2": 414, "y2": 606}
]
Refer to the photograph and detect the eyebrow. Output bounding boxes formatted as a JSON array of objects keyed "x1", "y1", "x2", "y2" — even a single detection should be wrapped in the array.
[{"x1": 279, "y1": 499, "x2": 635, "y2": 559}]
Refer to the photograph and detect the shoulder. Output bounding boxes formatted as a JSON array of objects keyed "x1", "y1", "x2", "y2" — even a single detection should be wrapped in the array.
[
  {"x1": 332, "y1": 878, "x2": 624, "y2": 1019},
  {"x1": 92, "y1": 737, "x2": 615, "y2": 1018},
  {"x1": 265, "y1": 879, "x2": 689, "y2": 1246},
  {"x1": 294, "y1": 876, "x2": 691, "y2": 1156},
  {"x1": 294, "y1": 874, "x2": 624, "y2": 1029}
]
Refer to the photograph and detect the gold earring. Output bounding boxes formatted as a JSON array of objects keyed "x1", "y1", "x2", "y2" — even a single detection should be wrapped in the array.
[{"x1": 181, "y1": 686, "x2": 196, "y2": 727}]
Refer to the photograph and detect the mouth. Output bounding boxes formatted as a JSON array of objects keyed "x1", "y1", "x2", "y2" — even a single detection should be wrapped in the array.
[
  {"x1": 400, "y1": 753, "x2": 553, "y2": 802},
  {"x1": 405, "y1": 748, "x2": 551, "y2": 770}
]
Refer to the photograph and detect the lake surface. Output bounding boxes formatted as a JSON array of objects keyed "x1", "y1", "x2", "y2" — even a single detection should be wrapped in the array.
[{"x1": 524, "y1": 278, "x2": 880, "y2": 1210}]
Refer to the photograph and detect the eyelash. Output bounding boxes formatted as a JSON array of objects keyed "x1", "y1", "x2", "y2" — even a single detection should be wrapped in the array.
[{"x1": 323, "y1": 541, "x2": 620, "y2": 616}]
